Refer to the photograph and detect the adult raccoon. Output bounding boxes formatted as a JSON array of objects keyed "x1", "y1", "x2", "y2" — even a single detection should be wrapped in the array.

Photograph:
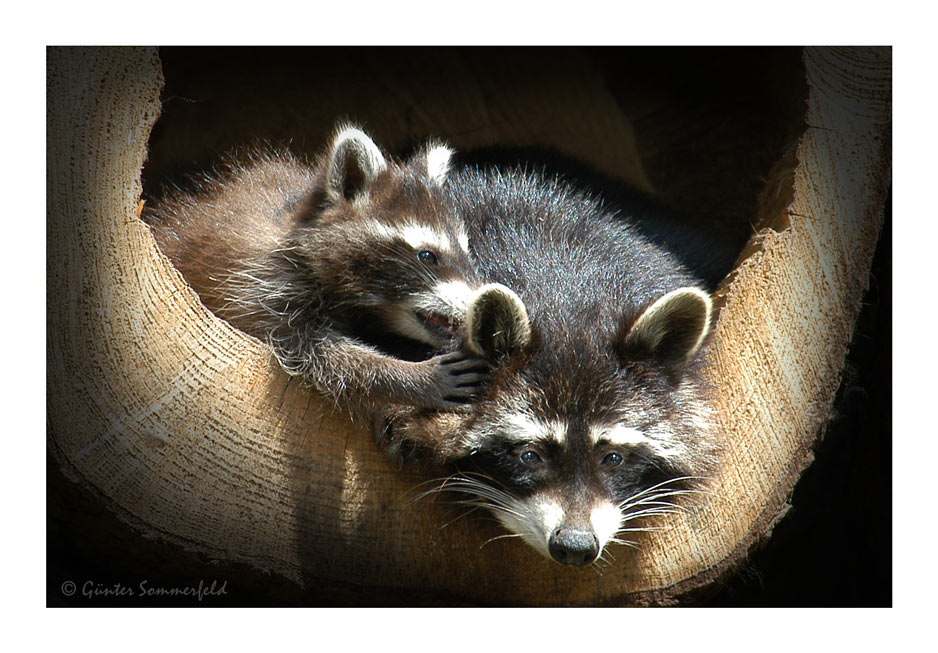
[{"x1": 382, "y1": 159, "x2": 721, "y2": 566}]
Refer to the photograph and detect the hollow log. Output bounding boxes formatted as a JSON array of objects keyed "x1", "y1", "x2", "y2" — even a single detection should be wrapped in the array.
[{"x1": 47, "y1": 46, "x2": 890, "y2": 605}]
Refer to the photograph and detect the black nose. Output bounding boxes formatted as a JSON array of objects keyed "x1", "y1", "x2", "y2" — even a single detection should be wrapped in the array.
[{"x1": 548, "y1": 527, "x2": 600, "y2": 566}]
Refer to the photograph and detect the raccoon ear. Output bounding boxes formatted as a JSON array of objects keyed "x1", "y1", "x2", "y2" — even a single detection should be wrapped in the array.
[
  {"x1": 326, "y1": 125, "x2": 388, "y2": 202},
  {"x1": 622, "y1": 287, "x2": 712, "y2": 369},
  {"x1": 465, "y1": 283, "x2": 531, "y2": 358},
  {"x1": 423, "y1": 143, "x2": 454, "y2": 186}
]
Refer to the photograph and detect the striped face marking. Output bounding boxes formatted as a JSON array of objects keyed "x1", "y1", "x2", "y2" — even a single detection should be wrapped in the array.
[
  {"x1": 502, "y1": 413, "x2": 567, "y2": 446},
  {"x1": 359, "y1": 218, "x2": 469, "y2": 257},
  {"x1": 590, "y1": 423, "x2": 686, "y2": 460},
  {"x1": 359, "y1": 220, "x2": 456, "y2": 254},
  {"x1": 360, "y1": 219, "x2": 398, "y2": 243},
  {"x1": 400, "y1": 224, "x2": 452, "y2": 253},
  {"x1": 591, "y1": 424, "x2": 649, "y2": 447}
]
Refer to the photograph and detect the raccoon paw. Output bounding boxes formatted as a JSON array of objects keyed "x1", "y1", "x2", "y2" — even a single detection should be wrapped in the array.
[
  {"x1": 371, "y1": 411, "x2": 421, "y2": 469},
  {"x1": 422, "y1": 350, "x2": 491, "y2": 409}
]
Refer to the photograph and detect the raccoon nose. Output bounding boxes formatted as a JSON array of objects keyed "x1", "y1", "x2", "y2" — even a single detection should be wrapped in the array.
[{"x1": 548, "y1": 527, "x2": 600, "y2": 566}]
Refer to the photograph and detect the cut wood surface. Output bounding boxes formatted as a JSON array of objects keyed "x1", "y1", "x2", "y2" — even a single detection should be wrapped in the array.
[{"x1": 47, "y1": 47, "x2": 890, "y2": 605}]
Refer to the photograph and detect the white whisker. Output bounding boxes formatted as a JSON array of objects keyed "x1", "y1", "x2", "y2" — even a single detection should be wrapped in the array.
[
  {"x1": 607, "y1": 536, "x2": 642, "y2": 551},
  {"x1": 439, "y1": 506, "x2": 481, "y2": 530},
  {"x1": 480, "y1": 533, "x2": 522, "y2": 550}
]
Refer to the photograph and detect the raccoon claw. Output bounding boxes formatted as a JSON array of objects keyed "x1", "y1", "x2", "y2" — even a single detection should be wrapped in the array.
[
  {"x1": 436, "y1": 350, "x2": 491, "y2": 373},
  {"x1": 452, "y1": 372, "x2": 490, "y2": 387},
  {"x1": 426, "y1": 350, "x2": 491, "y2": 408},
  {"x1": 442, "y1": 382, "x2": 485, "y2": 402}
]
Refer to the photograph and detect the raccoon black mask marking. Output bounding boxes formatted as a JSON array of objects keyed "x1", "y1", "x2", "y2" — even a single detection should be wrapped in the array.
[
  {"x1": 145, "y1": 125, "x2": 489, "y2": 417},
  {"x1": 384, "y1": 162, "x2": 719, "y2": 567}
]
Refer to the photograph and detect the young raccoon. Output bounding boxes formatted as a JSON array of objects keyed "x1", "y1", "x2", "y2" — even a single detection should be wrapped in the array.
[
  {"x1": 383, "y1": 162, "x2": 719, "y2": 567},
  {"x1": 145, "y1": 126, "x2": 489, "y2": 416}
]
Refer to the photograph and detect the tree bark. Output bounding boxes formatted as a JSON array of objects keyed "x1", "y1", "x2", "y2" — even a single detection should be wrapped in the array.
[{"x1": 47, "y1": 46, "x2": 890, "y2": 605}]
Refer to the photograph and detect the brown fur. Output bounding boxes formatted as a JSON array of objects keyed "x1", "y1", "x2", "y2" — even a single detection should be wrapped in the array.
[
  {"x1": 147, "y1": 150, "x2": 313, "y2": 328},
  {"x1": 145, "y1": 128, "x2": 489, "y2": 419}
]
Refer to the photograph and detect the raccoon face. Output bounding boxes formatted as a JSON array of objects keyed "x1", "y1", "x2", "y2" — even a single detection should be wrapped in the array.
[
  {"x1": 451, "y1": 411, "x2": 697, "y2": 566},
  {"x1": 306, "y1": 126, "x2": 480, "y2": 346},
  {"x1": 409, "y1": 286, "x2": 714, "y2": 566},
  {"x1": 378, "y1": 220, "x2": 479, "y2": 347}
]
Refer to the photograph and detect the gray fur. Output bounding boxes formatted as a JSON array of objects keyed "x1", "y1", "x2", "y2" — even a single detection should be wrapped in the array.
[{"x1": 382, "y1": 160, "x2": 721, "y2": 566}]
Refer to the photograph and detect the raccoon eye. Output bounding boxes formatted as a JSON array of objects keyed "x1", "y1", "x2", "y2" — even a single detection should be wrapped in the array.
[
  {"x1": 417, "y1": 249, "x2": 438, "y2": 265},
  {"x1": 519, "y1": 449, "x2": 542, "y2": 465},
  {"x1": 602, "y1": 451, "x2": 624, "y2": 466}
]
